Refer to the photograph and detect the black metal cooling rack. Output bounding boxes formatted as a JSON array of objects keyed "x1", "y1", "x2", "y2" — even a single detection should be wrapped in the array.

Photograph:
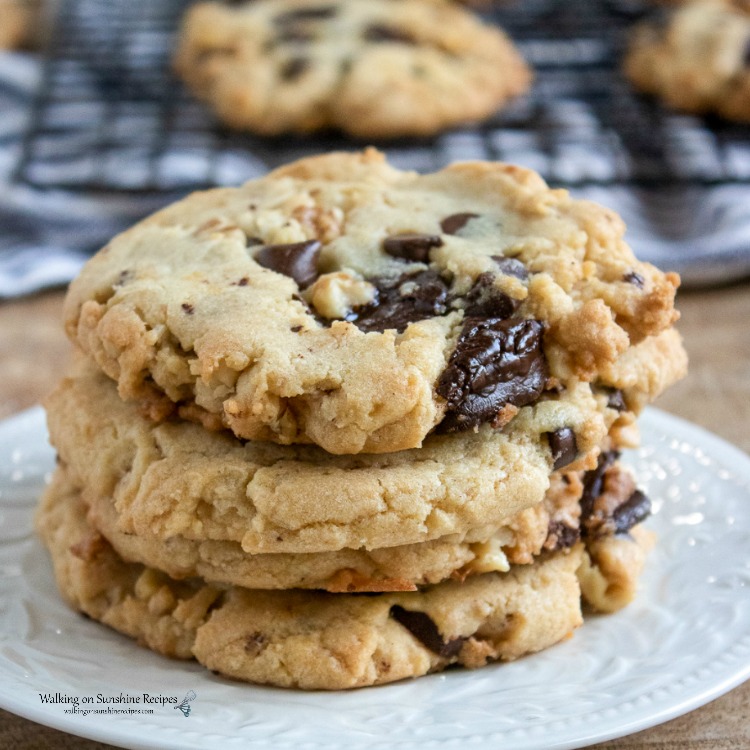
[{"x1": 12, "y1": 0, "x2": 750, "y2": 193}]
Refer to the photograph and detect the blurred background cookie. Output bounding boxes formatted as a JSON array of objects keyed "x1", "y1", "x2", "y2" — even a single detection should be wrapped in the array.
[
  {"x1": 624, "y1": 0, "x2": 750, "y2": 122},
  {"x1": 173, "y1": 0, "x2": 532, "y2": 137}
]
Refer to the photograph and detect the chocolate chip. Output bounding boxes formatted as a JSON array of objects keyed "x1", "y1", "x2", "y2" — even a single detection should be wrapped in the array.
[
  {"x1": 383, "y1": 233, "x2": 443, "y2": 263},
  {"x1": 622, "y1": 271, "x2": 645, "y2": 288},
  {"x1": 363, "y1": 24, "x2": 416, "y2": 44},
  {"x1": 492, "y1": 256, "x2": 529, "y2": 281},
  {"x1": 255, "y1": 240, "x2": 321, "y2": 288},
  {"x1": 290, "y1": 325, "x2": 303, "y2": 332},
  {"x1": 280, "y1": 57, "x2": 309, "y2": 81},
  {"x1": 275, "y1": 6, "x2": 337, "y2": 23},
  {"x1": 579, "y1": 451, "x2": 618, "y2": 524},
  {"x1": 390, "y1": 606, "x2": 465, "y2": 658},
  {"x1": 440, "y1": 213, "x2": 479, "y2": 235},
  {"x1": 547, "y1": 427, "x2": 578, "y2": 470},
  {"x1": 604, "y1": 387, "x2": 626, "y2": 412},
  {"x1": 276, "y1": 27, "x2": 315, "y2": 44},
  {"x1": 244, "y1": 632, "x2": 267, "y2": 655},
  {"x1": 181, "y1": 302, "x2": 195, "y2": 315},
  {"x1": 744, "y1": 37, "x2": 750, "y2": 66},
  {"x1": 612, "y1": 490, "x2": 651, "y2": 534},
  {"x1": 546, "y1": 521, "x2": 580, "y2": 550},
  {"x1": 350, "y1": 269, "x2": 450, "y2": 333},
  {"x1": 245, "y1": 236, "x2": 263, "y2": 247},
  {"x1": 463, "y1": 273, "x2": 520, "y2": 319},
  {"x1": 236, "y1": 277, "x2": 249, "y2": 287},
  {"x1": 437, "y1": 318, "x2": 548, "y2": 432}
]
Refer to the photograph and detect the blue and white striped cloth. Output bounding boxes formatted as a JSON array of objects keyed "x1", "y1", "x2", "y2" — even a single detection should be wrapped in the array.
[{"x1": 1, "y1": 48, "x2": 750, "y2": 298}]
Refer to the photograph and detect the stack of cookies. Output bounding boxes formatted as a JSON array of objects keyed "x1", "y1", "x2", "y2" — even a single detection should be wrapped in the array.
[{"x1": 37, "y1": 150, "x2": 687, "y2": 689}]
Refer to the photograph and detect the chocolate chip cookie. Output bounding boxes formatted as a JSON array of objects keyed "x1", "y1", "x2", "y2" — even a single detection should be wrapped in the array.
[
  {"x1": 625, "y1": 0, "x2": 750, "y2": 122},
  {"x1": 65, "y1": 444, "x2": 654, "y2": 598},
  {"x1": 36, "y1": 469, "x2": 587, "y2": 690},
  {"x1": 46, "y1": 360, "x2": 612, "y2": 554},
  {"x1": 173, "y1": 0, "x2": 531, "y2": 137},
  {"x1": 65, "y1": 150, "x2": 684, "y2": 455}
]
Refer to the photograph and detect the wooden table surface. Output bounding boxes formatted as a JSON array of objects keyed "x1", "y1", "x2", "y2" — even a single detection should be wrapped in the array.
[{"x1": 1, "y1": 284, "x2": 749, "y2": 750}]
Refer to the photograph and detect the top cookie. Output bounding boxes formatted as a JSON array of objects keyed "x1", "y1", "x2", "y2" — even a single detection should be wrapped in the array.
[
  {"x1": 64, "y1": 149, "x2": 683, "y2": 455},
  {"x1": 624, "y1": 0, "x2": 750, "y2": 123},
  {"x1": 173, "y1": 0, "x2": 531, "y2": 137}
]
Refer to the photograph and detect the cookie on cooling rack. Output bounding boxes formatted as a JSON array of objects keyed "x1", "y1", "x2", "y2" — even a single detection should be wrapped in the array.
[
  {"x1": 625, "y1": 0, "x2": 750, "y2": 123},
  {"x1": 172, "y1": 0, "x2": 531, "y2": 137},
  {"x1": 36, "y1": 468, "x2": 587, "y2": 690},
  {"x1": 63, "y1": 149, "x2": 685, "y2": 455}
]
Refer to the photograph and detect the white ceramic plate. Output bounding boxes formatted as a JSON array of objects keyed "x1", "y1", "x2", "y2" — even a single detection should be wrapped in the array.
[{"x1": 1, "y1": 407, "x2": 749, "y2": 750}]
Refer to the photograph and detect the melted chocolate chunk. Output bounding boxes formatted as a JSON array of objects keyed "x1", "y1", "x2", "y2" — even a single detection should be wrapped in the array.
[
  {"x1": 612, "y1": 490, "x2": 651, "y2": 534},
  {"x1": 350, "y1": 269, "x2": 450, "y2": 333},
  {"x1": 579, "y1": 451, "x2": 618, "y2": 523},
  {"x1": 281, "y1": 57, "x2": 310, "y2": 81},
  {"x1": 390, "y1": 606, "x2": 465, "y2": 658},
  {"x1": 440, "y1": 212, "x2": 479, "y2": 235},
  {"x1": 383, "y1": 233, "x2": 443, "y2": 263},
  {"x1": 604, "y1": 387, "x2": 627, "y2": 412},
  {"x1": 437, "y1": 318, "x2": 548, "y2": 432},
  {"x1": 492, "y1": 256, "x2": 529, "y2": 281},
  {"x1": 255, "y1": 240, "x2": 321, "y2": 288},
  {"x1": 546, "y1": 427, "x2": 578, "y2": 470},
  {"x1": 275, "y1": 6, "x2": 337, "y2": 23},
  {"x1": 363, "y1": 24, "x2": 416, "y2": 44},
  {"x1": 546, "y1": 521, "x2": 580, "y2": 550},
  {"x1": 463, "y1": 272, "x2": 520, "y2": 319},
  {"x1": 622, "y1": 271, "x2": 645, "y2": 288}
]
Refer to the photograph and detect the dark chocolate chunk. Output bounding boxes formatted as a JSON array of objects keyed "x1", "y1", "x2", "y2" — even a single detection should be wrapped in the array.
[
  {"x1": 181, "y1": 302, "x2": 195, "y2": 315},
  {"x1": 363, "y1": 24, "x2": 416, "y2": 44},
  {"x1": 604, "y1": 387, "x2": 626, "y2": 412},
  {"x1": 437, "y1": 317, "x2": 548, "y2": 432},
  {"x1": 612, "y1": 490, "x2": 651, "y2": 534},
  {"x1": 440, "y1": 213, "x2": 479, "y2": 235},
  {"x1": 275, "y1": 6, "x2": 337, "y2": 23},
  {"x1": 276, "y1": 27, "x2": 315, "y2": 44},
  {"x1": 546, "y1": 521, "x2": 580, "y2": 550},
  {"x1": 579, "y1": 450, "x2": 619, "y2": 524},
  {"x1": 622, "y1": 271, "x2": 645, "y2": 288},
  {"x1": 244, "y1": 632, "x2": 267, "y2": 655},
  {"x1": 463, "y1": 272, "x2": 520, "y2": 319},
  {"x1": 350, "y1": 269, "x2": 450, "y2": 333},
  {"x1": 280, "y1": 57, "x2": 310, "y2": 81},
  {"x1": 492, "y1": 256, "x2": 529, "y2": 281},
  {"x1": 383, "y1": 233, "x2": 443, "y2": 263},
  {"x1": 546, "y1": 427, "x2": 578, "y2": 470},
  {"x1": 390, "y1": 606, "x2": 465, "y2": 658},
  {"x1": 255, "y1": 240, "x2": 321, "y2": 288}
]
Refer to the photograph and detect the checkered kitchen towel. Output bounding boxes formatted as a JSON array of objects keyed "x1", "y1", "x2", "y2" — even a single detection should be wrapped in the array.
[{"x1": 1, "y1": 0, "x2": 750, "y2": 296}]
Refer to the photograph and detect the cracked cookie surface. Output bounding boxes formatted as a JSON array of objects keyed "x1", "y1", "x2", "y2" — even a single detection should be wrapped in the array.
[
  {"x1": 46, "y1": 361, "x2": 614, "y2": 554},
  {"x1": 64, "y1": 149, "x2": 683, "y2": 455},
  {"x1": 35, "y1": 470, "x2": 585, "y2": 690},
  {"x1": 625, "y1": 0, "x2": 750, "y2": 122},
  {"x1": 173, "y1": 0, "x2": 531, "y2": 137}
]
